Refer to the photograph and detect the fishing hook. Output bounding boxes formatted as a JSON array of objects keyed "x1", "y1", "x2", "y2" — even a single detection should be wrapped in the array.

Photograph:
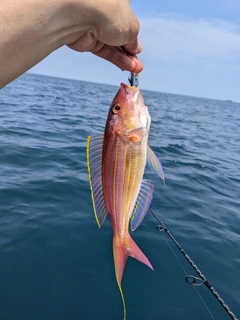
[{"x1": 128, "y1": 72, "x2": 139, "y2": 87}]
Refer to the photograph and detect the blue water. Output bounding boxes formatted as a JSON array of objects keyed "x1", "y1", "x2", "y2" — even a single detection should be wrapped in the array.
[{"x1": 0, "y1": 73, "x2": 240, "y2": 320}]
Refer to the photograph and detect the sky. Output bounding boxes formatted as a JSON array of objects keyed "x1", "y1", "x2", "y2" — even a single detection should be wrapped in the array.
[{"x1": 29, "y1": 0, "x2": 240, "y2": 102}]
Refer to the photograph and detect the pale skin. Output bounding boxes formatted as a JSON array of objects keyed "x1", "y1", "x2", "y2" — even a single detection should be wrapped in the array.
[{"x1": 0, "y1": 0, "x2": 143, "y2": 88}]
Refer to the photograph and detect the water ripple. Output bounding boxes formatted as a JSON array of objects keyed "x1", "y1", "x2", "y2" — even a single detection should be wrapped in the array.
[{"x1": 0, "y1": 73, "x2": 239, "y2": 320}]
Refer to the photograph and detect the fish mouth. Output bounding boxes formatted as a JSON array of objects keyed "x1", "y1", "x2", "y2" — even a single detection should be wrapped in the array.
[{"x1": 120, "y1": 82, "x2": 139, "y2": 92}]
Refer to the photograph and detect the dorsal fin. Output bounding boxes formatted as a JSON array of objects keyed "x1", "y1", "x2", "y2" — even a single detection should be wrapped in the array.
[{"x1": 86, "y1": 134, "x2": 108, "y2": 227}]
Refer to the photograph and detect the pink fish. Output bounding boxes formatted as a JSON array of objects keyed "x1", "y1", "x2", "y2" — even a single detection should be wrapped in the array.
[{"x1": 86, "y1": 79, "x2": 164, "y2": 319}]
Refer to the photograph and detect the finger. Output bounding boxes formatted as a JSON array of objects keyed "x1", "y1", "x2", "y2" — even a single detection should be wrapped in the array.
[
  {"x1": 92, "y1": 44, "x2": 143, "y2": 73},
  {"x1": 123, "y1": 40, "x2": 142, "y2": 55},
  {"x1": 122, "y1": 16, "x2": 142, "y2": 55}
]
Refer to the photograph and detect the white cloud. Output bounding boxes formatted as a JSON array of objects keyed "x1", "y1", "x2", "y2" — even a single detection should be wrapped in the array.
[
  {"x1": 29, "y1": 12, "x2": 240, "y2": 101},
  {"x1": 139, "y1": 14, "x2": 240, "y2": 65}
]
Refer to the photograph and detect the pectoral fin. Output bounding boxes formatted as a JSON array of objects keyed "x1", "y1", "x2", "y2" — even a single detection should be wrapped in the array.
[
  {"x1": 147, "y1": 146, "x2": 165, "y2": 184},
  {"x1": 86, "y1": 134, "x2": 108, "y2": 228},
  {"x1": 131, "y1": 180, "x2": 154, "y2": 231}
]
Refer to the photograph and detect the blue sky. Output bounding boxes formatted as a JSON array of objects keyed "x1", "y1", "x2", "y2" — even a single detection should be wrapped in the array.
[{"x1": 29, "y1": 0, "x2": 240, "y2": 102}]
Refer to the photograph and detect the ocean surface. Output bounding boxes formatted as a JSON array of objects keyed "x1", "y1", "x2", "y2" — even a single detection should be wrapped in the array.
[{"x1": 0, "y1": 73, "x2": 240, "y2": 320}]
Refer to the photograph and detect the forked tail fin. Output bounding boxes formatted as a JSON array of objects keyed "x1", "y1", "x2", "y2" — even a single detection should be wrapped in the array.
[{"x1": 113, "y1": 235, "x2": 153, "y2": 319}]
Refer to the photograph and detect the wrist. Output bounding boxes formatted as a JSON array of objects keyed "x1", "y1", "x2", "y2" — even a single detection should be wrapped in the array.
[{"x1": 54, "y1": 0, "x2": 97, "y2": 47}]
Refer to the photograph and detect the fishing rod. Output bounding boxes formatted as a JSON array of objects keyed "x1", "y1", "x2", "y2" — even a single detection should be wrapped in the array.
[
  {"x1": 127, "y1": 66, "x2": 236, "y2": 319},
  {"x1": 149, "y1": 208, "x2": 238, "y2": 320}
]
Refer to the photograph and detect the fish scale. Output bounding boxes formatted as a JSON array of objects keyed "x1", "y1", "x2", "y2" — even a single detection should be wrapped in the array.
[
  {"x1": 103, "y1": 136, "x2": 146, "y2": 238},
  {"x1": 86, "y1": 79, "x2": 165, "y2": 319}
]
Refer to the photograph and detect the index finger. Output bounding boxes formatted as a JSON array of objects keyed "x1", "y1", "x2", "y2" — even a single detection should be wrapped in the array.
[
  {"x1": 93, "y1": 44, "x2": 143, "y2": 73},
  {"x1": 122, "y1": 16, "x2": 142, "y2": 55}
]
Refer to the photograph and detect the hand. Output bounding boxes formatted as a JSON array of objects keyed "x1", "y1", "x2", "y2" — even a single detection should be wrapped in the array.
[
  {"x1": 65, "y1": 0, "x2": 143, "y2": 73},
  {"x1": 0, "y1": 0, "x2": 143, "y2": 88}
]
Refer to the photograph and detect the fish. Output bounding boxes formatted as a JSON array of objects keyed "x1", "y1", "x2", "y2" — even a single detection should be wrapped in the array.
[{"x1": 86, "y1": 78, "x2": 164, "y2": 319}]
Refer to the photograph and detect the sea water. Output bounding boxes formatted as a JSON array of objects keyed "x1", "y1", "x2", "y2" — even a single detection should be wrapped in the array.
[{"x1": 0, "y1": 73, "x2": 239, "y2": 320}]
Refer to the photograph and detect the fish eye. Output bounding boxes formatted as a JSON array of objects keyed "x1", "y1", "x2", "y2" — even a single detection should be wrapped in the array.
[{"x1": 111, "y1": 103, "x2": 121, "y2": 115}]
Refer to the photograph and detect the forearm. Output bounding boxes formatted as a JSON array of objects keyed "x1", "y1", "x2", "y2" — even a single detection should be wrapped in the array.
[
  {"x1": 0, "y1": 0, "x2": 142, "y2": 88},
  {"x1": 0, "y1": 0, "x2": 87, "y2": 88}
]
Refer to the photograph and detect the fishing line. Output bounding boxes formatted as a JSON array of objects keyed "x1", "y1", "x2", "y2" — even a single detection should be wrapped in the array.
[
  {"x1": 149, "y1": 208, "x2": 238, "y2": 320},
  {"x1": 156, "y1": 222, "x2": 215, "y2": 320}
]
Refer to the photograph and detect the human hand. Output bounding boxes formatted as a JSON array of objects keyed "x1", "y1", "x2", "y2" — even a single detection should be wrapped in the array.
[
  {"x1": 0, "y1": 0, "x2": 143, "y2": 88},
  {"x1": 65, "y1": 0, "x2": 143, "y2": 73}
]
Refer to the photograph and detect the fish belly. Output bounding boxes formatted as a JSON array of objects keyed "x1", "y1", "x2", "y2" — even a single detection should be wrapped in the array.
[{"x1": 102, "y1": 134, "x2": 147, "y2": 238}]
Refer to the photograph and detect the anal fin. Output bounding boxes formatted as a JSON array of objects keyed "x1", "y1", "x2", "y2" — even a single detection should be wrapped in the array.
[{"x1": 131, "y1": 180, "x2": 154, "y2": 232}]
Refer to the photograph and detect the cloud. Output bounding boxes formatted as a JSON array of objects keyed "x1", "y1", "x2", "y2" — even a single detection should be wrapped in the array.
[
  {"x1": 29, "y1": 11, "x2": 240, "y2": 101},
  {"x1": 134, "y1": 14, "x2": 240, "y2": 101},
  {"x1": 139, "y1": 14, "x2": 240, "y2": 65}
]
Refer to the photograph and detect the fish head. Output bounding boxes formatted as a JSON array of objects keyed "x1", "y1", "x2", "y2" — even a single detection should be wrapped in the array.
[{"x1": 106, "y1": 83, "x2": 151, "y2": 143}]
